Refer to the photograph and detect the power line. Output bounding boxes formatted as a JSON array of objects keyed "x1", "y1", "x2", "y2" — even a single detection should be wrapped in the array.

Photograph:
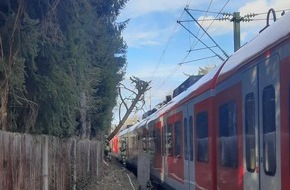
[
  {"x1": 150, "y1": 1, "x2": 193, "y2": 103},
  {"x1": 184, "y1": 8, "x2": 230, "y2": 59},
  {"x1": 149, "y1": 0, "x2": 196, "y2": 83},
  {"x1": 190, "y1": 0, "x2": 213, "y2": 50},
  {"x1": 149, "y1": 10, "x2": 186, "y2": 82},
  {"x1": 155, "y1": 0, "x2": 228, "y2": 93},
  {"x1": 156, "y1": 65, "x2": 181, "y2": 91},
  {"x1": 186, "y1": 8, "x2": 224, "y2": 15},
  {"x1": 178, "y1": 55, "x2": 217, "y2": 65},
  {"x1": 188, "y1": 46, "x2": 217, "y2": 52},
  {"x1": 184, "y1": 0, "x2": 230, "y2": 58},
  {"x1": 186, "y1": 8, "x2": 290, "y2": 17},
  {"x1": 178, "y1": 20, "x2": 225, "y2": 61}
]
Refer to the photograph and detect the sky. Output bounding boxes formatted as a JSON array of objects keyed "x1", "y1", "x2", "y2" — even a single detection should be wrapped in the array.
[{"x1": 113, "y1": 0, "x2": 290, "y2": 124}]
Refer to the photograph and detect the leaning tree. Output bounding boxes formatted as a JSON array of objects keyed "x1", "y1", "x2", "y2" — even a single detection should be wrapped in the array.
[{"x1": 107, "y1": 76, "x2": 151, "y2": 141}]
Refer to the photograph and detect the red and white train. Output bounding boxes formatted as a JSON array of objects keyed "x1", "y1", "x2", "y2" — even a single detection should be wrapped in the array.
[{"x1": 112, "y1": 10, "x2": 290, "y2": 190}]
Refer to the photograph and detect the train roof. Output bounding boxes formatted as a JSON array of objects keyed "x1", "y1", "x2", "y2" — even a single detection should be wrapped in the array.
[{"x1": 217, "y1": 11, "x2": 290, "y2": 83}]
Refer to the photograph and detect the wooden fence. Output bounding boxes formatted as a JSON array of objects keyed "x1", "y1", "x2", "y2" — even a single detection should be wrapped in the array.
[{"x1": 0, "y1": 131, "x2": 102, "y2": 190}]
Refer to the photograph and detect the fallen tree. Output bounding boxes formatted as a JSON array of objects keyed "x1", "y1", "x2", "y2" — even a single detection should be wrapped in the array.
[{"x1": 107, "y1": 76, "x2": 150, "y2": 141}]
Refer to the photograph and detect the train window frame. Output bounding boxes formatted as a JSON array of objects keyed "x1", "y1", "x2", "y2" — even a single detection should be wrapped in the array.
[
  {"x1": 162, "y1": 125, "x2": 166, "y2": 156},
  {"x1": 196, "y1": 111, "x2": 209, "y2": 163},
  {"x1": 189, "y1": 116, "x2": 194, "y2": 161},
  {"x1": 174, "y1": 120, "x2": 182, "y2": 158},
  {"x1": 245, "y1": 92, "x2": 256, "y2": 172},
  {"x1": 262, "y1": 84, "x2": 276, "y2": 176},
  {"x1": 167, "y1": 124, "x2": 173, "y2": 157},
  {"x1": 184, "y1": 118, "x2": 189, "y2": 160},
  {"x1": 219, "y1": 101, "x2": 238, "y2": 168}
]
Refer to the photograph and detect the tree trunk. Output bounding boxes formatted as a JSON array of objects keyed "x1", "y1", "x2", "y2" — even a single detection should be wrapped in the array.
[
  {"x1": 107, "y1": 93, "x2": 141, "y2": 141},
  {"x1": 0, "y1": 79, "x2": 9, "y2": 130}
]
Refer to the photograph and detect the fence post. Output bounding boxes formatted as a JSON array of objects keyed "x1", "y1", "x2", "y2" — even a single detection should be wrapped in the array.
[
  {"x1": 71, "y1": 139, "x2": 77, "y2": 190},
  {"x1": 87, "y1": 140, "x2": 90, "y2": 175},
  {"x1": 42, "y1": 136, "x2": 48, "y2": 190}
]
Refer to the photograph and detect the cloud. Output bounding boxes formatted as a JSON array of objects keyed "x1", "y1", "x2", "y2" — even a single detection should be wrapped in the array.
[
  {"x1": 122, "y1": 19, "x2": 180, "y2": 48},
  {"x1": 119, "y1": 0, "x2": 196, "y2": 19},
  {"x1": 123, "y1": 29, "x2": 163, "y2": 48},
  {"x1": 238, "y1": 0, "x2": 290, "y2": 14},
  {"x1": 118, "y1": 0, "x2": 189, "y2": 48}
]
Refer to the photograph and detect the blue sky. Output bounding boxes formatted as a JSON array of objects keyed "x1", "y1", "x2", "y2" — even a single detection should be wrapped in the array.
[{"x1": 113, "y1": 0, "x2": 290, "y2": 123}]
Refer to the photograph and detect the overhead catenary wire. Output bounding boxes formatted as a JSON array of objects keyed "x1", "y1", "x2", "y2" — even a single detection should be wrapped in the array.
[
  {"x1": 182, "y1": 8, "x2": 230, "y2": 59},
  {"x1": 155, "y1": 64, "x2": 181, "y2": 91},
  {"x1": 176, "y1": 0, "x2": 230, "y2": 67},
  {"x1": 155, "y1": 0, "x2": 214, "y2": 91},
  {"x1": 187, "y1": 0, "x2": 230, "y2": 51},
  {"x1": 188, "y1": 45, "x2": 217, "y2": 52},
  {"x1": 151, "y1": 0, "x2": 231, "y2": 102},
  {"x1": 177, "y1": 20, "x2": 225, "y2": 61},
  {"x1": 187, "y1": 8, "x2": 290, "y2": 17},
  {"x1": 189, "y1": 0, "x2": 213, "y2": 51},
  {"x1": 150, "y1": 1, "x2": 193, "y2": 96},
  {"x1": 178, "y1": 55, "x2": 217, "y2": 65},
  {"x1": 190, "y1": 9, "x2": 290, "y2": 22},
  {"x1": 155, "y1": 0, "x2": 227, "y2": 93},
  {"x1": 149, "y1": 9, "x2": 186, "y2": 82}
]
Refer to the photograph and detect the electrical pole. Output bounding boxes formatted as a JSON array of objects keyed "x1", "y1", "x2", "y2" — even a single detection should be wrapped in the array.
[{"x1": 231, "y1": 12, "x2": 241, "y2": 52}]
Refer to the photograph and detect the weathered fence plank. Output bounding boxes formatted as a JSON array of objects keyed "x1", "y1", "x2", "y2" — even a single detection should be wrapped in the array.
[{"x1": 0, "y1": 131, "x2": 102, "y2": 190}]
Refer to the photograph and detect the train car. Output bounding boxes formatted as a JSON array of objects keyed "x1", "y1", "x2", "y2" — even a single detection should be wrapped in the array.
[
  {"x1": 116, "y1": 10, "x2": 290, "y2": 190},
  {"x1": 214, "y1": 10, "x2": 290, "y2": 189}
]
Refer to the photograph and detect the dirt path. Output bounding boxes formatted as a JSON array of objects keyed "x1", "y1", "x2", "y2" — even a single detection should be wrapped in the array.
[{"x1": 89, "y1": 158, "x2": 140, "y2": 190}]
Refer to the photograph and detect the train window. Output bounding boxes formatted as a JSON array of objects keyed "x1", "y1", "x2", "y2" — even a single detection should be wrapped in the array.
[
  {"x1": 184, "y1": 118, "x2": 189, "y2": 160},
  {"x1": 154, "y1": 128, "x2": 162, "y2": 155},
  {"x1": 219, "y1": 101, "x2": 238, "y2": 168},
  {"x1": 262, "y1": 85, "x2": 276, "y2": 176},
  {"x1": 167, "y1": 124, "x2": 173, "y2": 156},
  {"x1": 162, "y1": 126, "x2": 166, "y2": 156},
  {"x1": 150, "y1": 130, "x2": 156, "y2": 154},
  {"x1": 245, "y1": 93, "x2": 256, "y2": 172},
  {"x1": 189, "y1": 116, "x2": 194, "y2": 161},
  {"x1": 196, "y1": 111, "x2": 209, "y2": 162},
  {"x1": 174, "y1": 121, "x2": 182, "y2": 158}
]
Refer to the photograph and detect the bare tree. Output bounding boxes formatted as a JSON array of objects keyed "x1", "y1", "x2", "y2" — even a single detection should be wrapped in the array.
[
  {"x1": 107, "y1": 76, "x2": 151, "y2": 141},
  {"x1": 0, "y1": 1, "x2": 27, "y2": 130}
]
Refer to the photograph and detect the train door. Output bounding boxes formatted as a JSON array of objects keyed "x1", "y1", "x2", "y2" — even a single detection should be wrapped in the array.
[
  {"x1": 162, "y1": 120, "x2": 167, "y2": 181},
  {"x1": 165, "y1": 111, "x2": 184, "y2": 189},
  {"x1": 152, "y1": 122, "x2": 162, "y2": 175},
  {"x1": 183, "y1": 103, "x2": 195, "y2": 190},
  {"x1": 194, "y1": 97, "x2": 216, "y2": 190},
  {"x1": 242, "y1": 54, "x2": 281, "y2": 190}
]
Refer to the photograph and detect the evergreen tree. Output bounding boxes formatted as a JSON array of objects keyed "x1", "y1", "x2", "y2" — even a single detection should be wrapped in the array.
[{"x1": 0, "y1": 0, "x2": 128, "y2": 138}]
